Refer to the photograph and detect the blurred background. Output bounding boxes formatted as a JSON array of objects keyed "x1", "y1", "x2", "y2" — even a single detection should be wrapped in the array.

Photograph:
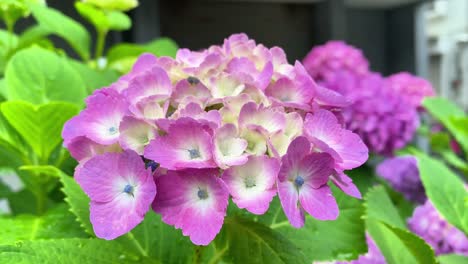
[{"x1": 24, "y1": 0, "x2": 466, "y2": 111}]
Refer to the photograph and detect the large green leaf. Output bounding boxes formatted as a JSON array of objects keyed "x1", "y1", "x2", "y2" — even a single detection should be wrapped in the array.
[
  {"x1": 69, "y1": 60, "x2": 119, "y2": 94},
  {"x1": 29, "y1": 4, "x2": 91, "y2": 60},
  {"x1": 365, "y1": 186, "x2": 436, "y2": 264},
  {"x1": 117, "y1": 211, "x2": 195, "y2": 263},
  {"x1": 413, "y1": 153, "x2": 468, "y2": 234},
  {"x1": 0, "y1": 238, "x2": 156, "y2": 263},
  {"x1": 0, "y1": 204, "x2": 87, "y2": 245},
  {"x1": 449, "y1": 117, "x2": 468, "y2": 155},
  {"x1": 215, "y1": 216, "x2": 307, "y2": 264},
  {"x1": 423, "y1": 97, "x2": 468, "y2": 155},
  {"x1": 1, "y1": 101, "x2": 79, "y2": 161},
  {"x1": 438, "y1": 254, "x2": 468, "y2": 264},
  {"x1": 257, "y1": 187, "x2": 367, "y2": 262},
  {"x1": 58, "y1": 170, "x2": 94, "y2": 236},
  {"x1": 5, "y1": 47, "x2": 87, "y2": 105}
]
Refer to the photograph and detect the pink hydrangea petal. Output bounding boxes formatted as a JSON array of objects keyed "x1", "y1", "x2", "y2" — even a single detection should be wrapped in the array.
[
  {"x1": 124, "y1": 66, "x2": 172, "y2": 105},
  {"x1": 213, "y1": 123, "x2": 248, "y2": 169},
  {"x1": 144, "y1": 118, "x2": 216, "y2": 170},
  {"x1": 332, "y1": 171, "x2": 362, "y2": 199},
  {"x1": 129, "y1": 94, "x2": 169, "y2": 121},
  {"x1": 299, "y1": 153, "x2": 334, "y2": 189},
  {"x1": 279, "y1": 137, "x2": 311, "y2": 182},
  {"x1": 277, "y1": 180, "x2": 305, "y2": 228},
  {"x1": 67, "y1": 136, "x2": 121, "y2": 162},
  {"x1": 153, "y1": 169, "x2": 228, "y2": 245},
  {"x1": 238, "y1": 102, "x2": 286, "y2": 135},
  {"x1": 299, "y1": 185, "x2": 339, "y2": 220},
  {"x1": 222, "y1": 155, "x2": 279, "y2": 214},
  {"x1": 171, "y1": 78, "x2": 211, "y2": 107},
  {"x1": 119, "y1": 116, "x2": 157, "y2": 155}
]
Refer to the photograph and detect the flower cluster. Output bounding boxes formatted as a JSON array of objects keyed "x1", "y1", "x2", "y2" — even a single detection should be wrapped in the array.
[
  {"x1": 408, "y1": 201, "x2": 468, "y2": 255},
  {"x1": 376, "y1": 155, "x2": 426, "y2": 204},
  {"x1": 303, "y1": 41, "x2": 434, "y2": 155},
  {"x1": 62, "y1": 34, "x2": 368, "y2": 245}
]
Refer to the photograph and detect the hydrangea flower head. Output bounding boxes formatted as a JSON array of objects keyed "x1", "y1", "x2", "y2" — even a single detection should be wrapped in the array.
[
  {"x1": 342, "y1": 73, "x2": 420, "y2": 155},
  {"x1": 63, "y1": 33, "x2": 369, "y2": 245},
  {"x1": 376, "y1": 155, "x2": 426, "y2": 203},
  {"x1": 408, "y1": 201, "x2": 468, "y2": 255}
]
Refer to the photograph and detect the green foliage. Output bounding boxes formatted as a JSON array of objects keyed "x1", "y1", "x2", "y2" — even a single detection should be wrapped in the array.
[
  {"x1": 215, "y1": 216, "x2": 308, "y2": 264},
  {"x1": 69, "y1": 60, "x2": 119, "y2": 93},
  {"x1": 29, "y1": 4, "x2": 91, "y2": 60},
  {"x1": 412, "y1": 152, "x2": 468, "y2": 234},
  {"x1": 1, "y1": 101, "x2": 79, "y2": 161},
  {"x1": 423, "y1": 97, "x2": 468, "y2": 155},
  {"x1": 75, "y1": 2, "x2": 132, "y2": 33},
  {"x1": 365, "y1": 186, "x2": 436, "y2": 264},
  {"x1": 117, "y1": 211, "x2": 195, "y2": 263},
  {"x1": 58, "y1": 170, "x2": 94, "y2": 236},
  {"x1": 0, "y1": 238, "x2": 156, "y2": 264},
  {"x1": 0, "y1": 204, "x2": 87, "y2": 245},
  {"x1": 438, "y1": 254, "x2": 468, "y2": 264},
  {"x1": 107, "y1": 38, "x2": 178, "y2": 73},
  {"x1": 5, "y1": 47, "x2": 87, "y2": 105},
  {"x1": 257, "y1": 187, "x2": 367, "y2": 262},
  {"x1": 85, "y1": 0, "x2": 139, "y2": 12}
]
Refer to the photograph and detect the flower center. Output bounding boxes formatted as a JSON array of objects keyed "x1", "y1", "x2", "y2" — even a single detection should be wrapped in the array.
[
  {"x1": 244, "y1": 177, "x2": 256, "y2": 188},
  {"x1": 188, "y1": 148, "x2": 201, "y2": 159},
  {"x1": 123, "y1": 184, "x2": 134, "y2": 196},
  {"x1": 197, "y1": 189, "x2": 208, "y2": 200},
  {"x1": 294, "y1": 176, "x2": 305, "y2": 188},
  {"x1": 145, "y1": 160, "x2": 159, "y2": 172},
  {"x1": 108, "y1": 126, "x2": 118, "y2": 135},
  {"x1": 187, "y1": 76, "x2": 200, "y2": 85}
]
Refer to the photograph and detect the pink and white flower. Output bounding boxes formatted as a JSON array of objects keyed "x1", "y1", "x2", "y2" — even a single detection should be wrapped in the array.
[
  {"x1": 222, "y1": 155, "x2": 279, "y2": 214},
  {"x1": 153, "y1": 169, "x2": 229, "y2": 245},
  {"x1": 75, "y1": 150, "x2": 156, "y2": 239},
  {"x1": 277, "y1": 136, "x2": 338, "y2": 227}
]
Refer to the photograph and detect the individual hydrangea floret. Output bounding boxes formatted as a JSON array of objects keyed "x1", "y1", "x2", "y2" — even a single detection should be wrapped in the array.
[
  {"x1": 75, "y1": 150, "x2": 156, "y2": 239},
  {"x1": 408, "y1": 201, "x2": 468, "y2": 255},
  {"x1": 62, "y1": 33, "x2": 369, "y2": 245},
  {"x1": 376, "y1": 155, "x2": 426, "y2": 204}
]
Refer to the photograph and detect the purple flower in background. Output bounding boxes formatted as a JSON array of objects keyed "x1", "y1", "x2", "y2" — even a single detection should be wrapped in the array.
[
  {"x1": 342, "y1": 74, "x2": 420, "y2": 156},
  {"x1": 75, "y1": 150, "x2": 156, "y2": 240},
  {"x1": 317, "y1": 235, "x2": 386, "y2": 264},
  {"x1": 376, "y1": 155, "x2": 426, "y2": 204},
  {"x1": 386, "y1": 72, "x2": 435, "y2": 108},
  {"x1": 303, "y1": 41, "x2": 370, "y2": 86},
  {"x1": 408, "y1": 201, "x2": 468, "y2": 255}
]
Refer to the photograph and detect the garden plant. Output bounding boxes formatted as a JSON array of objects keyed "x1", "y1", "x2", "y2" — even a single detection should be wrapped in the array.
[{"x1": 0, "y1": 1, "x2": 467, "y2": 264}]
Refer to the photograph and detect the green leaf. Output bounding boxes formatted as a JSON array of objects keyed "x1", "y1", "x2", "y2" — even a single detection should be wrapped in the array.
[
  {"x1": 423, "y1": 97, "x2": 468, "y2": 155},
  {"x1": 5, "y1": 47, "x2": 87, "y2": 105},
  {"x1": 29, "y1": 4, "x2": 91, "y2": 60},
  {"x1": 438, "y1": 254, "x2": 468, "y2": 264},
  {"x1": 69, "y1": 60, "x2": 119, "y2": 94},
  {"x1": 257, "y1": 186, "x2": 367, "y2": 262},
  {"x1": 0, "y1": 238, "x2": 155, "y2": 263},
  {"x1": 7, "y1": 189, "x2": 37, "y2": 215},
  {"x1": 107, "y1": 38, "x2": 178, "y2": 73},
  {"x1": 116, "y1": 211, "x2": 195, "y2": 263},
  {"x1": 365, "y1": 186, "x2": 436, "y2": 264},
  {"x1": 84, "y1": 0, "x2": 138, "y2": 11},
  {"x1": 0, "y1": 203, "x2": 87, "y2": 245},
  {"x1": 58, "y1": 170, "x2": 94, "y2": 236},
  {"x1": 1, "y1": 101, "x2": 79, "y2": 161},
  {"x1": 0, "y1": 178, "x2": 11, "y2": 198},
  {"x1": 413, "y1": 153, "x2": 468, "y2": 234},
  {"x1": 215, "y1": 216, "x2": 307, "y2": 264},
  {"x1": 75, "y1": 2, "x2": 131, "y2": 32}
]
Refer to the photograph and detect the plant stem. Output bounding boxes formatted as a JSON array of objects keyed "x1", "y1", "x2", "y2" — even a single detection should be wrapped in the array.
[
  {"x1": 94, "y1": 29, "x2": 107, "y2": 60},
  {"x1": 192, "y1": 245, "x2": 205, "y2": 264}
]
